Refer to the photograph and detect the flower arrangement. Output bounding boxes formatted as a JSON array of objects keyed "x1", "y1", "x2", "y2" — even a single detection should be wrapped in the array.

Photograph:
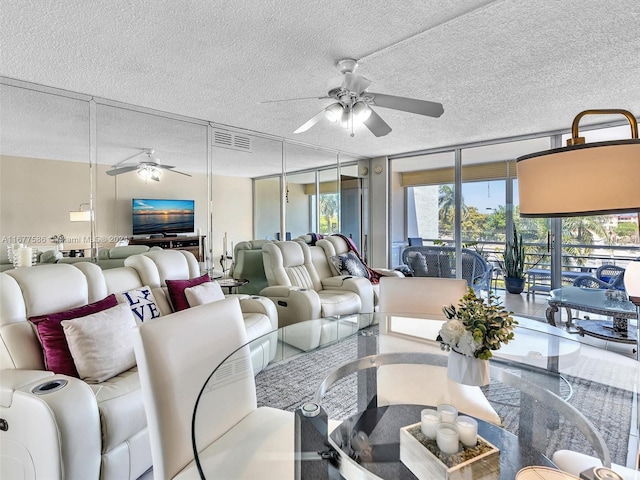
[{"x1": 437, "y1": 288, "x2": 517, "y2": 360}]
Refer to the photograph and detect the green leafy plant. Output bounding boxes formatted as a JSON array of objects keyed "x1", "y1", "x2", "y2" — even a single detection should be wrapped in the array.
[
  {"x1": 437, "y1": 288, "x2": 517, "y2": 360},
  {"x1": 502, "y1": 225, "x2": 526, "y2": 279}
]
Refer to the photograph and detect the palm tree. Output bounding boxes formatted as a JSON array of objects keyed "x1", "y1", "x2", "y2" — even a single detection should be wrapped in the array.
[
  {"x1": 319, "y1": 193, "x2": 339, "y2": 233},
  {"x1": 562, "y1": 216, "x2": 609, "y2": 266},
  {"x1": 438, "y1": 185, "x2": 468, "y2": 237}
]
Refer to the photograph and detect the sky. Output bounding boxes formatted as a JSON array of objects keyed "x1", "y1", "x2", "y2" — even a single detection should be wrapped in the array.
[{"x1": 461, "y1": 180, "x2": 513, "y2": 212}]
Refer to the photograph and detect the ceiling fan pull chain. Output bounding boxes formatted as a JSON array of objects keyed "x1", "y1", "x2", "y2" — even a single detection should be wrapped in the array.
[{"x1": 350, "y1": 109, "x2": 355, "y2": 137}]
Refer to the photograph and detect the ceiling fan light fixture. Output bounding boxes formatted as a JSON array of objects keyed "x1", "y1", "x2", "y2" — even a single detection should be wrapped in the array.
[
  {"x1": 324, "y1": 103, "x2": 343, "y2": 123},
  {"x1": 352, "y1": 102, "x2": 372, "y2": 123},
  {"x1": 338, "y1": 109, "x2": 351, "y2": 128},
  {"x1": 138, "y1": 166, "x2": 161, "y2": 181}
]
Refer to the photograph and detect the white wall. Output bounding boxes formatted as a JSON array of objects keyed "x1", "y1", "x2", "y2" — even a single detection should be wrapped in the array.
[{"x1": 1, "y1": 155, "x2": 92, "y2": 250}]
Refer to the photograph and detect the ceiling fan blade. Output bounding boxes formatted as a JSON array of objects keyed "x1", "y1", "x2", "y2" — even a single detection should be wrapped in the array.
[
  {"x1": 363, "y1": 108, "x2": 392, "y2": 137},
  {"x1": 168, "y1": 169, "x2": 192, "y2": 177},
  {"x1": 154, "y1": 163, "x2": 176, "y2": 170},
  {"x1": 111, "y1": 148, "x2": 152, "y2": 167},
  {"x1": 106, "y1": 166, "x2": 139, "y2": 176},
  {"x1": 365, "y1": 92, "x2": 444, "y2": 118},
  {"x1": 342, "y1": 73, "x2": 371, "y2": 95},
  {"x1": 261, "y1": 96, "x2": 331, "y2": 104},
  {"x1": 293, "y1": 109, "x2": 327, "y2": 134}
]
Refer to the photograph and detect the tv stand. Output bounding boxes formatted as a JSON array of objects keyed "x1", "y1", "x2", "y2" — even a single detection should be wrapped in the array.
[{"x1": 129, "y1": 235, "x2": 204, "y2": 262}]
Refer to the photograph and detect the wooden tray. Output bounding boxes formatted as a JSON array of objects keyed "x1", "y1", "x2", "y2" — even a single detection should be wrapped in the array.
[{"x1": 400, "y1": 422, "x2": 500, "y2": 480}]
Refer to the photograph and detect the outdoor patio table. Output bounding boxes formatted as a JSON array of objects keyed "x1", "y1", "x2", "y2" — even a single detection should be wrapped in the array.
[{"x1": 546, "y1": 286, "x2": 638, "y2": 359}]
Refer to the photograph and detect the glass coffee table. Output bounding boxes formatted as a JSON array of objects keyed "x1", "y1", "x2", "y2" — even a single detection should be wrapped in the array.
[{"x1": 193, "y1": 313, "x2": 639, "y2": 479}]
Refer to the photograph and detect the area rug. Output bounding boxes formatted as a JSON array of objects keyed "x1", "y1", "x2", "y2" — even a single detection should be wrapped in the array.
[
  {"x1": 480, "y1": 375, "x2": 633, "y2": 465},
  {"x1": 255, "y1": 326, "x2": 634, "y2": 466}
]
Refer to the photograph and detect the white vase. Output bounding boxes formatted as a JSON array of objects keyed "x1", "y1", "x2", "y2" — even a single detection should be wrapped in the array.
[{"x1": 447, "y1": 350, "x2": 490, "y2": 386}]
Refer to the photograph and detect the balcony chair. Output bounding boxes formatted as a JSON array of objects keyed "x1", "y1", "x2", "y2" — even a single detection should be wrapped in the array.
[
  {"x1": 133, "y1": 296, "x2": 293, "y2": 480},
  {"x1": 596, "y1": 264, "x2": 626, "y2": 290},
  {"x1": 401, "y1": 245, "x2": 493, "y2": 295},
  {"x1": 375, "y1": 277, "x2": 502, "y2": 426},
  {"x1": 573, "y1": 264, "x2": 626, "y2": 291}
]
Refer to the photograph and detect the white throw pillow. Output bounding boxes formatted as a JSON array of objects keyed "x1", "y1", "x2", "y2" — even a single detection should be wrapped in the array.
[
  {"x1": 61, "y1": 303, "x2": 137, "y2": 383},
  {"x1": 116, "y1": 286, "x2": 162, "y2": 324},
  {"x1": 184, "y1": 281, "x2": 225, "y2": 307}
]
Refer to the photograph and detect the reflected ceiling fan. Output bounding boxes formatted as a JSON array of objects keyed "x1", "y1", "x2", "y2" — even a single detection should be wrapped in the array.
[
  {"x1": 268, "y1": 59, "x2": 444, "y2": 137},
  {"x1": 106, "y1": 148, "x2": 191, "y2": 181}
]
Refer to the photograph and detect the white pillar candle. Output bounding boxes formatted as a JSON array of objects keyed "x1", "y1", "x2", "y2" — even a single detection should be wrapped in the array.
[
  {"x1": 437, "y1": 404, "x2": 458, "y2": 424},
  {"x1": 456, "y1": 416, "x2": 478, "y2": 447},
  {"x1": 436, "y1": 422, "x2": 460, "y2": 455},
  {"x1": 17, "y1": 247, "x2": 33, "y2": 267},
  {"x1": 420, "y1": 408, "x2": 441, "y2": 440}
]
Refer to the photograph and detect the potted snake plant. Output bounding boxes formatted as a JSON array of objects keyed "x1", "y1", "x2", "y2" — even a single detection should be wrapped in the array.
[{"x1": 502, "y1": 225, "x2": 526, "y2": 294}]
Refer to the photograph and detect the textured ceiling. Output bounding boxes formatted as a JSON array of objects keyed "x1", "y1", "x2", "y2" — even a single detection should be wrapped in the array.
[{"x1": 1, "y1": 0, "x2": 640, "y2": 177}]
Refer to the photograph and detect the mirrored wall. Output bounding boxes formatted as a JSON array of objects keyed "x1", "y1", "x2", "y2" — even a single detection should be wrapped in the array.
[
  {"x1": 1, "y1": 82, "x2": 92, "y2": 253},
  {"x1": 1, "y1": 78, "x2": 365, "y2": 271},
  {"x1": 254, "y1": 145, "x2": 364, "y2": 247}
]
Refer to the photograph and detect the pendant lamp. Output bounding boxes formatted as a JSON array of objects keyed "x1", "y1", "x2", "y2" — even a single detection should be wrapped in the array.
[{"x1": 516, "y1": 109, "x2": 640, "y2": 217}]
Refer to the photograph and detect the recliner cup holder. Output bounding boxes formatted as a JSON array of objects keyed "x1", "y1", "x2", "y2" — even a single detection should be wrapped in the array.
[{"x1": 32, "y1": 379, "x2": 68, "y2": 395}]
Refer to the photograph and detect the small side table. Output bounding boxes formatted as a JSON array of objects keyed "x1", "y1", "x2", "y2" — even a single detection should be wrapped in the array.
[{"x1": 216, "y1": 278, "x2": 249, "y2": 294}]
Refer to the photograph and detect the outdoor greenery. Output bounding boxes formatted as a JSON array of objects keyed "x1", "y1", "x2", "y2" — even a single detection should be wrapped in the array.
[
  {"x1": 433, "y1": 184, "x2": 638, "y2": 270},
  {"x1": 319, "y1": 193, "x2": 339, "y2": 234}
]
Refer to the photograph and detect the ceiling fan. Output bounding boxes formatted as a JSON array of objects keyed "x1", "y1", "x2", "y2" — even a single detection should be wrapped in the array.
[
  {"x1": 270, "y1": 59, "x2": 444, "y2": 137},
  {"x1": 106, "y1": 148, "x2": 191, "y2": 181}
]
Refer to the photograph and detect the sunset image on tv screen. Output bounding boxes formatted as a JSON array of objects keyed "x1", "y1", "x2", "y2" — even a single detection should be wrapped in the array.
[{"x1": 132, "y1": 199, "x2": 194, "y2": 235}]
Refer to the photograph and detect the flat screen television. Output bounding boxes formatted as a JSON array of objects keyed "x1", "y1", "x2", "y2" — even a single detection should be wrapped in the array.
[{"x1": 132, "y1": 198, "x2": 195, "y2": 236}]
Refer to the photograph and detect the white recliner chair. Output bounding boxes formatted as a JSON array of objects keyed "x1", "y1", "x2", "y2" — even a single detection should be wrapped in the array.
[
  {"x1": 125, "y1": 250, "x2": 279, "y2": 373},
  {"x1": 133, "y1": 296, "x2": 293, "y2": 479},
  {"x1": 261, "y1": 241, "x2": 373, "y2": 326},
  {"x1": 0, "y1": 250, "x2": 278, "y2": 480},
  {"x1": 231, "y1": 239, "x2": 273, "y2": 295},
  {"x1": 316, "y1": 234, "x2": 403, "y2": 304},
  {"x1": 261, "y1": 240, "x2": 374, "y2": 352},
  {"x1": 376, "y1": 277, "x2": 502, "y2": 426}
]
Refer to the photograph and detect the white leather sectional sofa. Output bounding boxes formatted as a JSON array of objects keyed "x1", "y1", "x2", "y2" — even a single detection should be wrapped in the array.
[{"x1": 0, "y1": 250, "x2": 278, "y2": 480}]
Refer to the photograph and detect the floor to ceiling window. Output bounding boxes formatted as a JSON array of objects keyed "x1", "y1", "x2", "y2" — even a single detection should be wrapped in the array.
[{"x1": 391, "y1": 128, "x2": 639, "y2": 289}]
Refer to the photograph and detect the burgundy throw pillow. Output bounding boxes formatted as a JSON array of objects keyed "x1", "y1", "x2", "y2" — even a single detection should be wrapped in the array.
[
  {"x1": 166, "y1": 273, "x2": 210, "y2": 312},
  {"x1": 29, "y1": 294, "x2": 119, "y2": 377}
]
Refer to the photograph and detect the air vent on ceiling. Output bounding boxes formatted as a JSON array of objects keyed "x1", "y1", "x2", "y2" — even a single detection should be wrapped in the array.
[{"x1": 213, "y1": 130, "x2": 252, "y2": 153}]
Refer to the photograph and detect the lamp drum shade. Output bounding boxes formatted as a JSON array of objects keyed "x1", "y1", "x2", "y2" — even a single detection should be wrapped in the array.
[
  {"x1": 69, "y1": 210, "x2": 92, "y2": 222},
  {"x1": 516, "y1": 139, "x2": 640, "y2": 217},
  {"x1": 625, "y1": 261, "x2": 640, "y2": 306}
]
